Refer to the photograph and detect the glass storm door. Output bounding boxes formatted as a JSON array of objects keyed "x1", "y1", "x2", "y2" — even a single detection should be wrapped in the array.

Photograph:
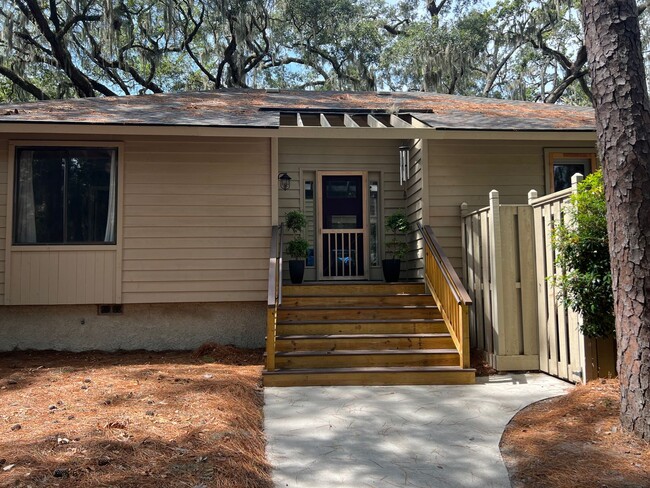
[{"x1": 317, "y1": 172, "x2": 368, "y2": 280}]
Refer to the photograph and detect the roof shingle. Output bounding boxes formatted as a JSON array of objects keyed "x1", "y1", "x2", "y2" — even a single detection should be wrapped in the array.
[{"x1": 0, "y1": 89, "x2": 595, "y2": 131}]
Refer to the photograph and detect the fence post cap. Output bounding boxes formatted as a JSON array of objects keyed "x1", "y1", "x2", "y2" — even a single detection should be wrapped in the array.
[
  {"x1": 489, "y1": 189, "x2": 500, "y2": 201},
  {"x1": 528, "y1": 189, "x2": 538, "y2": 204},
  {"x1": 571, "y1": 173, "x2": 584, "y2": 190}
]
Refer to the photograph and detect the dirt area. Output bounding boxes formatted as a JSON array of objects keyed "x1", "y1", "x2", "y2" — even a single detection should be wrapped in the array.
[
  {"x1": 0, "y1": 344, "x2": 272, "y2": 488},
  {"x1": 501, "y1": 378, "x2": 650, "y2": 488},
  {"x1": 470, "y1": 349, "x2": 498, "y2": 377}
]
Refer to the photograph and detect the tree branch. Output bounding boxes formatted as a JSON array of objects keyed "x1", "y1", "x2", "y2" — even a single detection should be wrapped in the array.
[
  {"x1": 0, "y1": 66, "x2": 50, "y2": 100},
  {"x1": 22, "y1": 0, "x2": 96, "y2": 96}
]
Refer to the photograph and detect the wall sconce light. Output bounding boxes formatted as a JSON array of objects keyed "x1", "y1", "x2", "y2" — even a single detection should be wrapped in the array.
[
  {"x1": 278, "y1": 172, "x2": 292, "y2": 191},
  {"x1": 399, "y1": 144, "x2": 410, "y2": 185}
]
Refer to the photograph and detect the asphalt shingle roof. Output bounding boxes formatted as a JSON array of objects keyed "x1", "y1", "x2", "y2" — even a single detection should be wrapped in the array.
[{"x1": 0, "y1": 89, "x2": 595, "y2": 131}]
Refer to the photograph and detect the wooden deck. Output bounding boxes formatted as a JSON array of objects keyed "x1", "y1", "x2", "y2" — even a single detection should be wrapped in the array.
[{"x1": 263, "y1": 282, "x2": 475, "y2": 386}]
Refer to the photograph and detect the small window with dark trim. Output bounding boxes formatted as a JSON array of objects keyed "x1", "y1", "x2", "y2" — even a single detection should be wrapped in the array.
[
  {"x1": 14, "y1": 146, "x2": 118, "y2": 245},
  {"x1": 549, "y1": 151, "x2": 596, "y2": 192}
]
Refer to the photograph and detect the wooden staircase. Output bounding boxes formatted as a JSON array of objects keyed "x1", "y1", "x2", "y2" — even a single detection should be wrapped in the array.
[{"x1": 263, "y1": 282, "x2": 475, "y2": 386}]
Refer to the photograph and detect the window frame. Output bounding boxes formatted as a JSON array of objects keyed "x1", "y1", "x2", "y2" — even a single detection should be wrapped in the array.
[
  {"x1": 8, "y1": 141, "x2": 123, "y2": 250},
  {"x1": 545, "y1": 148, "x2": 598, "y2": 193}
]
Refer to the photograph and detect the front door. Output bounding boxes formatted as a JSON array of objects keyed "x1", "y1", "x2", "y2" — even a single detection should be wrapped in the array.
[{"x1": 317, "y1": 172, "x2": 368, "y2": 279}]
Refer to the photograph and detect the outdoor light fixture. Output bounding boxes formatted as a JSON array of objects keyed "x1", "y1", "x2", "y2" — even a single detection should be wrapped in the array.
[
  {"x1": 399, "y1": 144, "x2": 410, "y2": 185},
  {"x1": 278, "y1": 172, "x2": 292, "y2": 191}
]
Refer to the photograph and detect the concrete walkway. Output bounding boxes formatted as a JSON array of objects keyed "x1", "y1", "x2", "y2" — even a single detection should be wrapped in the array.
[{"x1": 264, "y1": 373, "x2": 570, "y2": 488}]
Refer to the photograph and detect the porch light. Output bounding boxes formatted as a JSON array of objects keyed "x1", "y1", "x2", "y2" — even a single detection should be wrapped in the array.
[
  {"x1": 399, "y1": 145, "x2": 410, "y2": 185},
  {"x1": 278, "y1": 172, "x2": 292, "y2": 191}
]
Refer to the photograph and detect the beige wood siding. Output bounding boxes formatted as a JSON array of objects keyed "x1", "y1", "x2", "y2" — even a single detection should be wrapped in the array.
[
  {"x1": 278, "y1": 138, "x2": 405, "y2": 278},
  {"x1": 406, "y1": 139, "x2": 425, "y2": 279},
  {"x1": 2, "y1": 134, "x2": 271, "y2": 305},
  {"x1": 428, "y1": 139, "x2": 595, "y2": 270},
  {"x1": 0, "y1": 138, "x2": 7, "y2": 303},
  {"x1": 122, "y1": 137, "x2": 271, "y2": 303},
  {"x1": 9, "y1": 249, "x2": 117, "y2": 304}
]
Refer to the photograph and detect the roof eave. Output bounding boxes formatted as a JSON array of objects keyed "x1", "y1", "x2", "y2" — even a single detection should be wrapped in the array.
[{"x1": 0, "y1": 121, "x2": 596, "y2": 141}]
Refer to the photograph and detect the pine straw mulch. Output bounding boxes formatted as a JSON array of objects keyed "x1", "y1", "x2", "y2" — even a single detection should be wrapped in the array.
[
  {"x1": 470, "y1": 349, "x2": 498, "y2": 377},
  {"x1": 500, "y1": 378, "x2": 650, "y2": 488},
  {"x1": 0, "y1": 344, "x2": 272, "y2": 488}
]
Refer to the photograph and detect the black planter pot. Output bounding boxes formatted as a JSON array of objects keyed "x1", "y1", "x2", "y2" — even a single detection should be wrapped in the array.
[
  {"x1": 382, "y1": 259, "x2": 401, "y2": 283},
  {"x1": 289, "y1": 260, "x2": 305, "y2": 284}
]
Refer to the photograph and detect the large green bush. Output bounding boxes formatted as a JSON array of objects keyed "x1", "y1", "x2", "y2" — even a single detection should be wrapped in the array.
[{"x1": 552, "y1": 170, "x2": 614, "y2": 338}]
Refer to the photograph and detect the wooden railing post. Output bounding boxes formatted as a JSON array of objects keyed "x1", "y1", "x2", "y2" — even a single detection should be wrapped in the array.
[
  {"x1": 266, "y1": 307, "x2": 276, "y2": 371},
  {"x1": 571, "y1": 173, "x2": 584, "y2": 191},
  {"x1": 488, "y1": 190, "x2": 506, "y2": 358},
  {"x1": 460, "y1": 202, "x2": 469, "y2": 286},
  {"x1": 461, "y1": 303, "x2": 470, "y2": 368},
  {"x1": 265, "y1": 225, "x2": 282, "y2": 372}
]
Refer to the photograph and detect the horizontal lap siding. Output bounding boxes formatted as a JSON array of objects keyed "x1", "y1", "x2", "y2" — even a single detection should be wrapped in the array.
[
  {"x1": 406, "y1": 139, "x2": 424, "y2": 279},
  {"x1": 122, "y1": 137, "x2": 271, "y2": 304},
  {"x1": 0, "y1": 138, "x2": 7, "y2": 303},
  {"x1": 428, "y1": 139, "x2": 595, "y2": 271}
]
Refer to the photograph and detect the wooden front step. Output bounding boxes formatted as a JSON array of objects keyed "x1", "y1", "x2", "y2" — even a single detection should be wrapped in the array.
[
  {"x1": 283, "y1": 283, "x2": 424, "y2": 296},
  {"x1": 276, "y1": 333, "x2": 454, "y2": 352},
  {"x1": 275, "y1": 349, "x2": 459, "y2": 369},
  {"x1": 263, "y1": 366, "x2": 475, "y2": 387},
  {"x1": 278, "y1": 306, "x2": 441, "y2": 322},
  {"x1": 282, "y1": 294, "x2": 432, "y2": 307},
  {"x1": 264, "y1": 280, "x2": 475, "y2": 386},
  {"x1": 277, "y1": 319, "x2": 448, "y2": 336}
]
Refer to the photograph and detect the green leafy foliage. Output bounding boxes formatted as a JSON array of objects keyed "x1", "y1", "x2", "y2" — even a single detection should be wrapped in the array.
[
  {"x1": 0, "y1": 0, "x2": 626, "y2": 104},
  {"x1": 285, "y1": 210, "x2": 307, "y2": 234},
  {"x1": 286, "y1": 237, "x2": 310, "y2": 259},
  {"x1": 385, "y1": 211, "x2": 409, "y2": 260},
  {"x1": 284, "y1": 210, "x2": 309, "y2": 260},
  {"x1": 552, "y1": 171, "x2": 614, "y2": 338}
]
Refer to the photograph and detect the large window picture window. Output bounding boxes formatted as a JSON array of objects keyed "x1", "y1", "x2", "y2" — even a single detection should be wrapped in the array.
[{"x1": 14, "y1": 146, "x2": 117, "y2": 245}]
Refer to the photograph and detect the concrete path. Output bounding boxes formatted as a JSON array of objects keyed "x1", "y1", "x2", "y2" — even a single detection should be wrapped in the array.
[{"x1": 264, "y1": 373, "x2": 570, "y2": 488}]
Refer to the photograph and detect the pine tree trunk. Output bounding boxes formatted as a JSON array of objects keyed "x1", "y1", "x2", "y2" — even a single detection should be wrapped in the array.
[{"x1": 582, "y1": 0, "x2": 650, "y2": 439}]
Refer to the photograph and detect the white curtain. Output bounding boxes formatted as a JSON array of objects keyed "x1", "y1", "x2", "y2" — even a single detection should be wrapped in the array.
[
  {"x1": 104, "y1": 150, "x2": 117, "y2": 242},
  {"x1": 16, "y1": 150, "x2": 36, "y2": 243}
]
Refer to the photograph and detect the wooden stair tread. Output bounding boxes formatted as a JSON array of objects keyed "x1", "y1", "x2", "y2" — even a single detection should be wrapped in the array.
[
  {"x1": 268, "y1": 281, "x2": 471, "y2": 386},
  {"x1": 275, "y1": 348, "x2": 458, "y2": 357},
  {"x1": 278, "y1": 305, "x2": 439, "y2": 310},
  {"x1": 277, "y1": 318, "x2": 444, "y2": 325},
  {"x1": 277, "y1": 333, "x2": 450, "y2": 340},
  {"x1": 285, "y1": 294, "x2": 431, "y2": 298},
  {"x1": 264, "y1": 366, "x2": 474, "y2": 375}
]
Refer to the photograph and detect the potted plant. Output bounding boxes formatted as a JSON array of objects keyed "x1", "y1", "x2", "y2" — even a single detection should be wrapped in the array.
[
  {"x1": 383, "y1": 211, "x2": 409, "y2": 282},
  {"x1": 285, "y1": 210, "x2": 310, "y2": 284}
]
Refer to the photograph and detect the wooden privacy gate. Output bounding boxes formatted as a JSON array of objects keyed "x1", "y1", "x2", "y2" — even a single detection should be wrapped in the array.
[{"x1": 461, "y1": 175, "x2": 616, "y2": 383}]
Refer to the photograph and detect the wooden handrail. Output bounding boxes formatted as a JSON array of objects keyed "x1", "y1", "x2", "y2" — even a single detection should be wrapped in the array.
[
  {"x1": 418, "y1": 223, "x2": 472, "y2": 369},
  {"x1": 419, "y1": 224, "x2": 472, "y2": 305},
  {"x1": 266, "y1": 224, "x2": 283, "y2": 372},
  {"x1": 267, "y1": 226, "x2": 279, "y2": 307},
  {"x1": 529, "y1": 187, "x2": 572, "y2": 207}
]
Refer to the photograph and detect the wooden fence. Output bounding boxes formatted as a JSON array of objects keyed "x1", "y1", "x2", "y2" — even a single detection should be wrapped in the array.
[
  {"x1": 461, "y1": 192, "x2": 539, "y2": 372},
  {"x1": 462, "y1": 174, "x2": 617, "y2": 383}
]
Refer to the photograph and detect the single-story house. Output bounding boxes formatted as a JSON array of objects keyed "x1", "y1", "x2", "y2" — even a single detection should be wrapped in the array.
[{"x1": 0, "y1": 90, "x2": 596, "y2": 376}]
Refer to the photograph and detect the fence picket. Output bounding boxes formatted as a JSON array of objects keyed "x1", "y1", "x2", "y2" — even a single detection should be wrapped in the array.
[{"x1": 462, "y1": 182, "x2": 616, "y2": 383}]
